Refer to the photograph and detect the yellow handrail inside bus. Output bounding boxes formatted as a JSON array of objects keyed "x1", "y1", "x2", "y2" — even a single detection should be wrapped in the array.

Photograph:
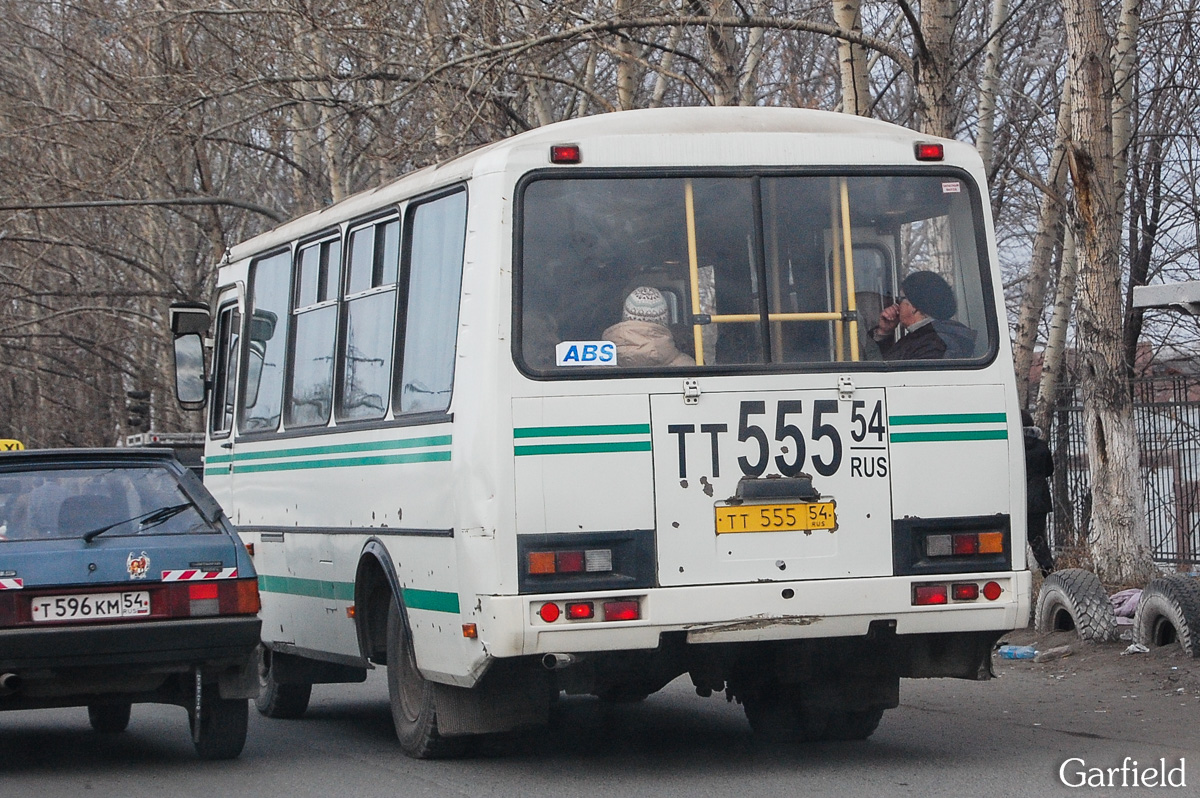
[
  {"x1": 840, "y1": 178, "x2": 860, "y2": 362},
  {"x1": 684, "y1": 180, "x2": 705, "y2": 366}
]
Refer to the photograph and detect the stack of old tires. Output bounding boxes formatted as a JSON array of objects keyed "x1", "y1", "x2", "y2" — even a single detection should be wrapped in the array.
[{"x1": 1035, "y1": 569, "x2": 1199, "y2": 657}]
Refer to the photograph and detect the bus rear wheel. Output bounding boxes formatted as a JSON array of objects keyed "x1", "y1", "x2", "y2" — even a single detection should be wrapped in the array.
[{"x1": 386, "y1": 601, "x2": 463, "y2": 759}]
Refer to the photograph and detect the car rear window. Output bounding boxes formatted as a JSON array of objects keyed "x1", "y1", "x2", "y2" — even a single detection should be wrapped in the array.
[{"x1": 0, "y1": 465, "x2": 215, "y2": 542}]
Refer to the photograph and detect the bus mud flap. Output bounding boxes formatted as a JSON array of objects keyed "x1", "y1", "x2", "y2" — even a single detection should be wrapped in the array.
[{"x1": 434, "y1": 658, "x2": 552, "y2": 736}]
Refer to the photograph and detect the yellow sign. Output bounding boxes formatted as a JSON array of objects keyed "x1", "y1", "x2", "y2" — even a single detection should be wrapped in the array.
[
  {"x1": 715, "y1": 501, "x2": 838, "y2": 534},
  {"x1": 0, "y1": 439, "x2": 25, "y2": 451}
]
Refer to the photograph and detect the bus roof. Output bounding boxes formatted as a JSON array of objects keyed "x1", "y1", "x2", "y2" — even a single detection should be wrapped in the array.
[{"x1": 225, "y1": 106, "x2": 968, "y2": 265}]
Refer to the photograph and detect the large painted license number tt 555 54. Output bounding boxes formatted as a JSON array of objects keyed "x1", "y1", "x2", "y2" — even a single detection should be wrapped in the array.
[{"x1": 715, "y1": 501, "x2": 837, "y2": 534}]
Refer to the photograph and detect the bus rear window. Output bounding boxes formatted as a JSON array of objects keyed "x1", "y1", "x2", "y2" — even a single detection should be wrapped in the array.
[{"x1": 517, "y1": 174, "x2": 994, "y2": 373}]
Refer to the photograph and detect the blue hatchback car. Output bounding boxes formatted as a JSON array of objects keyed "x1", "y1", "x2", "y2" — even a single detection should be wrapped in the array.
[{"x1": 0, "y1": 448, "x2": 261, "y2": 759}]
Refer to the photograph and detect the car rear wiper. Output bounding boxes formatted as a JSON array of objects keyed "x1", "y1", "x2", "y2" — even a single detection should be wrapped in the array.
[{"x1": 81, "y1": 503, "x2": 195, "y2": 542}]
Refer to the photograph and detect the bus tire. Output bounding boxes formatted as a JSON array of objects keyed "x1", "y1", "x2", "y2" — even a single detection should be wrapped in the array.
[
  {"x1": 189, "y1": 696, "x2": 249, "y2": 760},
  {"x1": 256, "y1": 645, "x2": 312, "y2": 719},
  {"x1": 823, "y1": 708, "x2": 884, "y2": 741},
  {"x1": 742, "y1": 694, "x2": 826, "y2": 742},
  {"x1": 386, "y1": 600, "x2": 463, "y2": 758},
  {"x1": 1034, "y1": 568, "x2": 1118, "y2": 642},
  {"x1": 87, "y1": 701, "x2": 131, "y2": 734},
  {"x1": 1133, "y1": 577, "x2": 1200, "y2": 657}
]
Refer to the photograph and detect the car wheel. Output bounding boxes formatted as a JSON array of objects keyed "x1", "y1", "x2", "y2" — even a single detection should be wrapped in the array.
[
  {"x1": 386, "y1": 600, "x2": 463, "y2": 758},
  {"x1": 1133, "y1": 576, "x2": 1200, "y2": 657},
  {"x1": 255, "y1": 645, "x2": 312, "y2": 719},
  {"x1": 87, "y1": 702, "x2": 131, "y2": 734},
  {"x1": 1034, "y1": 568, "x2": 1118, "y2": 642},
  {"x1": 190, "y1": 694, "x2": 249, "y2": 760}
]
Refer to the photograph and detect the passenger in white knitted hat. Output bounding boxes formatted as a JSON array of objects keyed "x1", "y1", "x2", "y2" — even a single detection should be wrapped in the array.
[{"x1": 602, "y1": 286, "x2": 695, "y2": 368}]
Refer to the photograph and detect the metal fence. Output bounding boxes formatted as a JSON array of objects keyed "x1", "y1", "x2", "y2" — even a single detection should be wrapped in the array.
[{"x1": 1049, "y1": 375, "x2": 1200, "y2": 568}]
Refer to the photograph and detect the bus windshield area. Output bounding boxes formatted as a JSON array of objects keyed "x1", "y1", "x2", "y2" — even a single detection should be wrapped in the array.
[{"x1": 518, "y1": 173, "x2": 994, "y2": 372}]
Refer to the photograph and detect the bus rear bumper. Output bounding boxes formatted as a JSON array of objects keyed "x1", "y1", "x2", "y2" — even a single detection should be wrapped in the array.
[{"x1": 477, "y1": 570, "x2": 1031, "y2": 658}]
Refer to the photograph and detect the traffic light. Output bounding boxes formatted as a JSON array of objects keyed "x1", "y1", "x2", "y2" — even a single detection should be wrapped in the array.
[{"x1": 126, "y1": 390, "x2": 151, "y2": 431}]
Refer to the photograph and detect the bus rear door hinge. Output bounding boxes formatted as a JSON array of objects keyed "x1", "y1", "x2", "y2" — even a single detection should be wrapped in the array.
[
  {"x1": 838, "y1": 375, "x2": 855, "y2": 400},
  {"x1": 683, "y1": 378, "x2": 701, "y2": 405}
]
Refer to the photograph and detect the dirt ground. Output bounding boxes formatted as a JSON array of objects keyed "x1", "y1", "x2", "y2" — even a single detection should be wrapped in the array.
[{"x1": 987, "y1": 623, "x2": 1200, "y2": 750}]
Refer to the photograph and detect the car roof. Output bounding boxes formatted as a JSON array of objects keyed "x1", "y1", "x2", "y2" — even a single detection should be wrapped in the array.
[{"x1": 0, "y1": 448, "x2": 183, "y2": 470}]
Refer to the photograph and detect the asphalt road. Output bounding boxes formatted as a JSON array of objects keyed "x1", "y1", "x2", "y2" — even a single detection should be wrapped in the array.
[{"x1": 2, "y1": 644, "x2": 1197, "y2": 798}]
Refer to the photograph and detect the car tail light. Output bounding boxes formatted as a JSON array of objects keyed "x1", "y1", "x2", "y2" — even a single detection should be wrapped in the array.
[
  {"x1": 0, "y1": 593, "x2": 17, "y2": 628},
  {"x1": 913, "y1": 584, "x2": 948, "y2": 605},
  {"x1": 951, "y1": 582, "x2": 979, "y2": 601},
  {"x1": 603, "y1": 600, "x2": 640, "y2": 621},
  {"x1": 162, "y1": 577, "x2": 260, "y2": 618}
]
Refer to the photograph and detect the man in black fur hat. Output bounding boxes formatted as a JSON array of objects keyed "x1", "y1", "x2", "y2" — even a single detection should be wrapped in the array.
[{"x1": 871, "y1": 270, "x2": 976, "y2": 360}]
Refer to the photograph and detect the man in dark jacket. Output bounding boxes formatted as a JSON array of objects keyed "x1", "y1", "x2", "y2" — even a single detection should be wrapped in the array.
[
  {"x1": 1022, "y1": 409, "x2": 1056, "y2": 575},
  {"x1": 871, "y1": 271, "x2": 976, "y2": 360}
]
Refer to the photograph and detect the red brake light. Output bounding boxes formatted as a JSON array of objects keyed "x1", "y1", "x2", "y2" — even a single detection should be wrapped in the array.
[
  {"x1": 603, "y1": 600, "x2": 639, "y2": 621},
  {"x1": 915, "y1": 142, "x2": 944, "y2": 161},
  {"x1": 189, "y1": 583, "x2": 219, "y2": 600},
  {"x1": 983, "y1": 581, "x2": 1003, "y2": 601},
  {"x1": 538, "y1": 602, "x2": 560, "y2": 623},
  {"x1": 913, "y1": 585, "x2": 948, "y2": 606},
  {"x1": 556, "y1": 551, "x2": 585, "y2": 573},
  {"x1": 550, "y1": 144, "x2": 582, "y2": 164},
  {"x1": 566, "y1": 601, "x2": 594, "y2": 620},
  {"x1": 951, "y1": 583, "x2": 979, "y2": 601},
  {"x1": 952, "y1": 533, "x2": 979, "y2": 555}
]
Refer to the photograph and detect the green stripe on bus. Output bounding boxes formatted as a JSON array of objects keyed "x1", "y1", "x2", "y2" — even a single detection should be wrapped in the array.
[
  {"x1": 890, "y1": 429, "x2": 1009, "y2": 443},
  {"x1": 234, "y1": 450, "x2": 451, "y2": 473},
  {"x1": 513, "y1": 424, "x2": 651, "y2": 439},
  {"x1": 514, "y1": 440, "x2": 653, "y2": 456},
  {"x1": 888, "y1": 413, "x2": 1007, "y2": 426},
  {"x1": 402, "y1": 587, "x2": 460, "y2": 614},
  {"x1": 257, "y1": 575, "x2": 355, "y2": 601},
  {"x1": 227, "y1": 435, "x2": 452, "y2": 463}
]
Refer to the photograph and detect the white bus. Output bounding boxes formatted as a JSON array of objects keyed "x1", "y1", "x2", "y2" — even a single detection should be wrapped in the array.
[{"x1": 171, "y1": 106, "x2": 1031, "y2": 757}]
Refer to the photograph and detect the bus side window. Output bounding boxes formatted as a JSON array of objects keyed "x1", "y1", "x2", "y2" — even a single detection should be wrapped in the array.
[
  {"x1": 338, "y1": 217, "x2": 399, "y2": 421},
  {"x1": 288, "y1": 235, "x2": 341, "y2": 428},
  {"x1": 210, "y1": 304, "x2": 240, "y2": 437},
  {"x1": 240, "y1": 251, "x2": 291, "y2": 432},
  {"x1": 397, "y1": 190, "x2": 467, "y2": 415}
]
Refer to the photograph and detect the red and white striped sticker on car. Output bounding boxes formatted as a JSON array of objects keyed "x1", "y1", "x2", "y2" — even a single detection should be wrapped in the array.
[
  {"x1": 160, "y1": 568, "x2": 238, "y2": 581},
  {"x1": 0, "y1": 578, "x2": 23, "y2": 590}
]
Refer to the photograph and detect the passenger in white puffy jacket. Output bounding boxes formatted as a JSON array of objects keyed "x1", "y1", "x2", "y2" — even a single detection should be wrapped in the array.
[{"x1": 602, "y1": 286, "x2": 695, "y2": 368}]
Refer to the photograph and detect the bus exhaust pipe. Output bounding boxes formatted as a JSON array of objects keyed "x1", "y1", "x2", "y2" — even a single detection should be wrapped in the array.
[
  {"x1": 542, "y1": 653, "x2": 579, "y2": 671},
  {"x1": 0, "y1": 673, "x2": 21, "y2": 694}
]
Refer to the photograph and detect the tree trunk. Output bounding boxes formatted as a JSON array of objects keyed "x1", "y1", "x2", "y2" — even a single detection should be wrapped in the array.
[
  {"x1": 1035, "y1": 226, "x2": 1077, "y2": 435},
  {"x1": 1062, "y1": 0, "x2": 1156, "y2": 586},
  {"x1": 832, "y1": 0, "x2": 871, "y2": 115},
  {"x1": 913, "y1": 0, "x2": 957, "y2": 137},
  {"x1": 1013, "y1": 77, "x2": 1072, "y2": 407}
]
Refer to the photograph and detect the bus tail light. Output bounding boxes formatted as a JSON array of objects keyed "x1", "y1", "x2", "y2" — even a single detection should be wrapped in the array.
[
  {"x1": 913, "y1": 584, "x2": 948, "y2": 606},
  {"x1": 603, "y1": 600, "x2": 640, "y2": 621},
  {"x1": 538, "y1": 602, "x2": 560, "y2": 623},
  {"x1": 566, "y1": 602, "x2": 594, "y2": 619},
  {"x1": 983, "y1": 581, "x2": 1003, "y2": 601},
  {"x1": 550, "y1": 144, "x2": 582, "y2": 164},
  {"x1": 951, "y1": 582, "x2": 979, "y2": 601},
  {"x1": 526, "y1": 549, "x2": 614, "y2": 576}
]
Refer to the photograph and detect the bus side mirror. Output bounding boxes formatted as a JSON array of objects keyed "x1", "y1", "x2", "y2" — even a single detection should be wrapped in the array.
[
  {"x1": 173, "y1": 333, "x2": 207, "y2": 410},
  {"x1": 170, "y1": 302, "x2": 211, "y2": 336},
  {"x1": 249, "y1": 309, "x2": 277, "y2": 342}
]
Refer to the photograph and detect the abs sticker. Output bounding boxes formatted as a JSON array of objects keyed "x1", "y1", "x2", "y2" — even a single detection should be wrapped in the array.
[{"x1": 556, "y1": 340, "x2": 617, "y2": 367}]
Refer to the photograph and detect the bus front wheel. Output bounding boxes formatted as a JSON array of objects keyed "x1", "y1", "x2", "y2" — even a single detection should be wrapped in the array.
[{"x1": 386, "y1": 601, "x2": 463, "y2": 758}]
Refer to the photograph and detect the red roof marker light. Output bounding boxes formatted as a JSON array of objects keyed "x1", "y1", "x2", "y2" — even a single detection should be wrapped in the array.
[
  {"x1": 550, "y1": 144, "x2": 582, "y2": 164},
  {"x1": 915, "y1": 142, "x2": 944, "y2": 161}
]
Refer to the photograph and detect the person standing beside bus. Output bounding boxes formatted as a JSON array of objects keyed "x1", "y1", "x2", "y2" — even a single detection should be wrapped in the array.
[
  {"x1": 1022, "y1": 409, "x2": 1056, "y2": 576},
  {"x1": 871, "y1": 271, "x2": 976, "y2": 360}
]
